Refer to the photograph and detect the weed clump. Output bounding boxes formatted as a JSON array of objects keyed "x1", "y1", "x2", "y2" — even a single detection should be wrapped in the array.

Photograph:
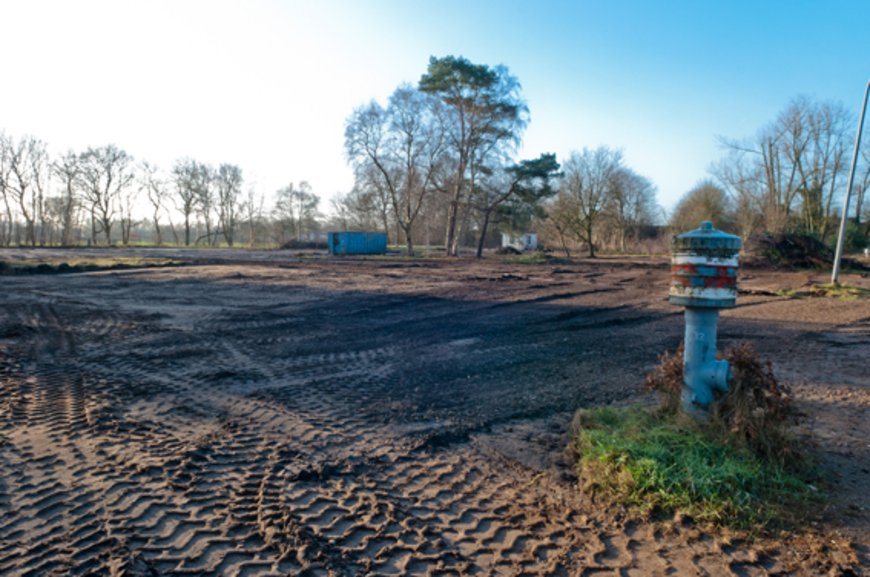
[{"x1": 711, "y1": 343, "x2": 797, "y2": 466}]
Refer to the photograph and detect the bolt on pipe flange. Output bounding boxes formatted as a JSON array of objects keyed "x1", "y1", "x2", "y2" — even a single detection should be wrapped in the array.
[{"x1": 669, "y1": 221, "x2": 741, "y2": 414}]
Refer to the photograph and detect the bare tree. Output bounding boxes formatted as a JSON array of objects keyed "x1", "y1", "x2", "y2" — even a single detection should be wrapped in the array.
[
  {"x1": 215, "y1": 163, "x2": 243, "y2": 246},
  {"x1": 345, "y1": 86, "x2": 447, "y2": 255},
  {"x1": 172, "y1": 158, "x2": 209, "y2": 246},
  {"x1": 0, "y1": 133, "x2": 48, "y2": 246},
  {"x1": 0, "y1": 132, "x2": 12, "y2": 245},
  {"x1": 240, "y1": 185, "x2": 266, "y2": 247},
  {"x1": 41, "y1": 196, "x2": 67, "y2": 244},
  {"x1": 335, "y1": 181, "x2": 387, "y2": 233},
  {"x1": 194, "y1": 164, "x2": 216, "y2": 245},
  {"x1": 558, "y1": 147, "x2": 623, "y2": 257},
  {"x1": 712, "y1": 150, "x2": 765, "y2": 240},
  {"x1": 605, "y1": 167, "x2": 658, "y2": 252},
  {"x1": 329, "y1": 192, "x2": 352, "y2": 232},
  {"x1": 273, "y1": 181, "x2": 319, "y2": 244},
  {"x1": 351, "y1": 165, "x2": 392, "y2": 237},
  {"x1": 795, "y1": 99, "x2": 850, "y2": 241},
  {"x1": 718, "y1": 97, "x2": 851, "y2": 240},
  {"x1": 119, "y1": 168, "x2": 139, "y2": 245},
  {"x1": 138, "y1": 161, "x2": 168, "y2": 245},
  {"x1": 541, "y1": 191, "x2": 580, "y2": 257},
  {"x1": 77, "y1": 145, "x2": 134, "y2": 244},
  {"x1": 51, "y1": 151, "x2": 83, "y2": 245}
]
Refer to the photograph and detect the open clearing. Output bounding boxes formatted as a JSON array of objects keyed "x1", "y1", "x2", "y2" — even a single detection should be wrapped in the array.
[{"x1": 0, "y1": 248, "x2": 867, "y2": 576}]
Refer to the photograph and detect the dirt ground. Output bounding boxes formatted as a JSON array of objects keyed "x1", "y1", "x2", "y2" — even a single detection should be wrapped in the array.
[{"x1": 0, "y1": 248, "x2": 867, "y2": 576}]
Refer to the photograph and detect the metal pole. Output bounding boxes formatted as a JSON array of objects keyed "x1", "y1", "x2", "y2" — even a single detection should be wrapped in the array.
[{"x1": 832, "y1": 80, "x2": 870, "y2": 285}]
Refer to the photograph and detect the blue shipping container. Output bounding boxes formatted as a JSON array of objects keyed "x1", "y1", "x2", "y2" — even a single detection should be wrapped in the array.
[{"x1": 328, "y1": 232, "x2": 388, "y2": 255}]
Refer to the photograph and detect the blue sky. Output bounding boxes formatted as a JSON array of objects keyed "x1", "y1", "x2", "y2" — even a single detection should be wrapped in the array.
[{"x1": 1, "y1": 0, "x2": 867, "y2": 213}]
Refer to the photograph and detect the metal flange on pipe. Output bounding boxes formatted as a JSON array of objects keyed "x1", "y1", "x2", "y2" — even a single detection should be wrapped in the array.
[{"x1": 669, "y1": 221, "x2": 742, "y2": 415}]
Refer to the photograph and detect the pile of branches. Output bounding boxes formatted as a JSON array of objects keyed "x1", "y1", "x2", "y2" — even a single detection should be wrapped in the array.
[{"x1": 743, "y1": 233, "x2": 833, "y2": 269}]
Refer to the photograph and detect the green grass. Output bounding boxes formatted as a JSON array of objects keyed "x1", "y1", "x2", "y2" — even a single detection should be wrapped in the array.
[
  {"x1": 572, "y1": 406, "x2": 820, "y2": 529},
  {"x1": 812, "y1": 283, "x2": 868, "y2": 300},
  {"x1": 774, "y1": 283, "x2": 868, "y2": 301},
  {"x1": 503, "y1": 252, "x2": 571, "y2": 264}
]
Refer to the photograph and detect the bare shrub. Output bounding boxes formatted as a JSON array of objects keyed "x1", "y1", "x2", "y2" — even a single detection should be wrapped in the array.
[
  {"x1": 712, "y1": 343, "x2": 797, "y2": 467},
  {"x1": 643, "y1": 343, "x2": 683, "y2": 414}
]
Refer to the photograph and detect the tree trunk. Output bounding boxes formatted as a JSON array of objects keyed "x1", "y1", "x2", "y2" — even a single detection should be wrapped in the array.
[
  {"x1": 452, "y1": 203, "x2": 472, "y2": 256},
  {"x1": 558, "y1": 235, "x2": 571, "y2": 258},
  {"x1": 380, "y1": 210, "x2": 389, "y2": 240},
  {"x1": 403, "y1": 224, "x2": 414, "y2": 256},
  {"x1": 62, "y1": 189, "x2": 74, "y2": 246},
  {"x1": 475, "y1": 209, "x2": 492, "y2": 258},
  {"x1": 1, "y1": 192, "x2": 13, "y2": 245},
  {"x1": 153, "y1": 211, "x2": 162, "y2": 246},
  {"x1": 25, "y1": 220, "x2": 35, "y2": 247},
  {"x1": 444, "y1": 201, "x2": 457, "y2": 256},
  {"x1": 102, "y1": 216, "x2": 112, "y2": 244},
  {"x1": 587, "y1": 221, "x2": 596, "y2": 258}
]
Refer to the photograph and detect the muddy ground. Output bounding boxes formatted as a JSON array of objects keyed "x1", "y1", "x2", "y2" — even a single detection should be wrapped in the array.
[{"x1": 0, "y1": 248, "x2": 867, "y2": 576}]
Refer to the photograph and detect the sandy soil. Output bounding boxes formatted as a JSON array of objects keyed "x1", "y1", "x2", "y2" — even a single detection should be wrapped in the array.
[{"x1": 0, "y1": 248, "x2": 867, "y2": 576}]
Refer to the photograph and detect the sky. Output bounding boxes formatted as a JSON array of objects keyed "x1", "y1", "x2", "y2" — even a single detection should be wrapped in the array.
[{"x1": 1, "y1": 0, "x2": 868, "y2": 215}]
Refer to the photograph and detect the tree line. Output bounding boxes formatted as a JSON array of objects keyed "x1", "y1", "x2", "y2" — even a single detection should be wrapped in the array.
[
  {"x1": 0, "y1": 135, "x2": 324, "y2": 248},
  {"x1": 3, "y1": 55, "x2": 865, "y2": 255}
]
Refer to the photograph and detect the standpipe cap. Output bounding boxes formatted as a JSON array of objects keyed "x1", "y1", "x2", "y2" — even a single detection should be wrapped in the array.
[{"x1": 669, "y1": 221, "x2": 742, "y2": 308}]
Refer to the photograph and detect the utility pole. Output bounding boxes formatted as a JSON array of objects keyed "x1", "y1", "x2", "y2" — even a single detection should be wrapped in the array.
[{"x1": 831, "y1": 80, "x2": 870, "y2": 285}]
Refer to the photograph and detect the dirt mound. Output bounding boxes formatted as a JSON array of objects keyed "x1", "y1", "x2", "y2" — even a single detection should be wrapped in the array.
[{"x1": 280, "y1": 239, "x2": 328, "y2": 250}]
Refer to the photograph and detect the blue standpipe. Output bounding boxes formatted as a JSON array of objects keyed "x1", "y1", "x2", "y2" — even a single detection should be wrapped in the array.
[
  {"x1": 681, "y1": 308, "x2": 731, "y2": 412},
  {"x1": 669, "y1": 221, "x2": 742, "y2": 416}
]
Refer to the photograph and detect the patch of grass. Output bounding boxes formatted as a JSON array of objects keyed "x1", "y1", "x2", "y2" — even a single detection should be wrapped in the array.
[
  {"x1": 773, "y1": 283, "x2": 868, "y2": 300},
  {"x1": 571, "y1": 406, "x2": 820, "y2": 529},
  {"x1": 810, "y1": 283, "x2": 868, "y2": 300},
  {"x1": 504, "y1": 252, "x2": 569, "y2": 264}
]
